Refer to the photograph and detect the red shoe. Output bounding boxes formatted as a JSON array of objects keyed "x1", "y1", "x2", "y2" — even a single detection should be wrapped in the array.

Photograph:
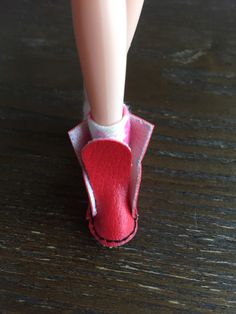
[{"x1": 68, "y1": 104, "x2": 155, "y2": 247}]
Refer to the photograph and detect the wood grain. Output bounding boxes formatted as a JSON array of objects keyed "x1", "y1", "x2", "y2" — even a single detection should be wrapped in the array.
[{"x1": 1, "y1": 0, "x2": 236, "y2": 313}]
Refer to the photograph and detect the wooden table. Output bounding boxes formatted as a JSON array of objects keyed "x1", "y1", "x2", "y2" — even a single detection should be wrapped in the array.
[{"x1": 1, "y1": 1, "x2": 236, "y2": 313}]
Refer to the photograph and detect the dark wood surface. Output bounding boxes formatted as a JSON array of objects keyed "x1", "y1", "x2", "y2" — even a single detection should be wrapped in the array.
[{"x1": 1, "y1": 1, "x2": 236, "y2": 313}]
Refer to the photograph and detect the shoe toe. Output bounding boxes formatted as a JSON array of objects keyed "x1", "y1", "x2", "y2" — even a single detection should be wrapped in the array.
[{"x1": 82, "y1": 139, "x2": 136, "y2": 247}]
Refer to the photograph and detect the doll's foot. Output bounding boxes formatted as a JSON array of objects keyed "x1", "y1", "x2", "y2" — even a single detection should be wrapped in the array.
[{"x1": 82, "y1": 104, "x2": 134, "y2": 247}]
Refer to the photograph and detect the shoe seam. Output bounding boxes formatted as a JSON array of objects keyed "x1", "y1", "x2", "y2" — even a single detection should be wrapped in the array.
[{"x1": 89, "y1": 209, "x2": 138, "y2": 244}]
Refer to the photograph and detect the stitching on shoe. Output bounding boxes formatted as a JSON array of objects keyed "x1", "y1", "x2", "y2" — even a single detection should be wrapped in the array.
[{"x1": 89, "y1": 207, "x2": 138, "y2": 244}]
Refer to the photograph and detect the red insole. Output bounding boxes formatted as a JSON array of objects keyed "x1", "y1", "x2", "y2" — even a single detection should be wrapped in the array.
[{"x1": 81, "y1": 139, "x2": 135, "y2": 241}]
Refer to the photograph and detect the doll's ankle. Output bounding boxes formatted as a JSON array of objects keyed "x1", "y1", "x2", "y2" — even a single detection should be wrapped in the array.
[{"x1": 87, "y1": 104, "x2": 131, "y2": 146}]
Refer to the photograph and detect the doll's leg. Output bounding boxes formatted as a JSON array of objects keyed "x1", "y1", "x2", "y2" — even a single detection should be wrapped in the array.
[
  {"x1": 82, "y1": 0, "x2": 145, "y2": 118},
  {"x1": 71, "y1": 0, "x2": 127, "y2": 126},
  {"x1": 126, "y1": 0, "x2": 145, "y2": 52},
  {"x1": 68, "y1": 0, "x2": 155, "y2": 248}
]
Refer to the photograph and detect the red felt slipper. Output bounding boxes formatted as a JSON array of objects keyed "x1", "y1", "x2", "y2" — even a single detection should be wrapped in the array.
[
  {"x1": 81, "y1": 139, "x2": 137, "y2": 247},
  {"x1": 68, "y1": 104, "x2": 155, "y2": 248}
]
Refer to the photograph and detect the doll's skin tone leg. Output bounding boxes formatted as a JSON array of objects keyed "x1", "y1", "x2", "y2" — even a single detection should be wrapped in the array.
[
  {"x1": 71, "y1": 0, "x2": 127, "y2": 126},
  {"x1": 126, "y1": 0, "x2": 145, "y2": 52},
  {"x1": 71, "y1": 0, "x2": 144, "y2": 125}
]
